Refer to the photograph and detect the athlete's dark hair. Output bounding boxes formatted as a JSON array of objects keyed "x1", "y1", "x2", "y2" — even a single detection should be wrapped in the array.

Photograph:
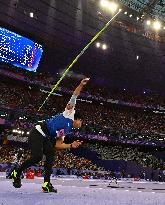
[{"x1": 74, "y1": 110, "x2": 83, "y2": 120}]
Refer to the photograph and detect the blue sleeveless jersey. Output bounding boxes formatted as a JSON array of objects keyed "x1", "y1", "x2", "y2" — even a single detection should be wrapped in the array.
[{"x1": 45, "y1": 113, "x2": 73, "y2": 138}]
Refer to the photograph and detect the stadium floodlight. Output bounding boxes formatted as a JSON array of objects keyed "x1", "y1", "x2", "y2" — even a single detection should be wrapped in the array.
[
  {"x1": 146, "y1": 20, "x2": 151, "y2": 25},
  {"x1": 100, "y1": 0, "x2": 118, "y2": 13},
  {"x1": 108, "y1": 2, "x2": 118, "y2": 12},
  {"x1": 124, "y1": 11, "x2": 127, "y2": 15},
  {"x1": 153, "y1": 21, "x2": 161, "y2": 30},
  {"x1": 100, "y1": 0, "x2": 109, "y2": 8},
  {"x1": 136, "y1": 55, "x2": 139, "y2": 60},
  {"x1": 129, "y1": 14, "x2": 132, "y2": 17},
  {"x1": 163, "y1": 26, "x2": 165, "y2": 30},
  {"x1": 30, "y1": 12, "x2": 34, "y2": 18},
  {"x1": 102, "y1": 44, "x2": 107, "y2": 50},
  {"x1": 96, "y1": 42, "x2": 101, "y2": 48},
  {"x1": 137, "y1": 17, "x2": 139, "y2": 20},
  {"x1": 27, "y1": 132, "x2": 30, "y2": 135}
]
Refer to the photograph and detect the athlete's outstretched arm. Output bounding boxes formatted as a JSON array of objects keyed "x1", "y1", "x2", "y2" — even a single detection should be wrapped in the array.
[
  {"x1": 73, "y1": 78, "x2": 90, "y2": 96},
  {"x1": 66, "y1": 78, "x2": 90, "y2": 110}
]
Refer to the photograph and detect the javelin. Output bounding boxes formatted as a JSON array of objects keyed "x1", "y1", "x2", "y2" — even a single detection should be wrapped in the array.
[{"x1": 38, "y1": 9, "x2": 121, "y2": 111}]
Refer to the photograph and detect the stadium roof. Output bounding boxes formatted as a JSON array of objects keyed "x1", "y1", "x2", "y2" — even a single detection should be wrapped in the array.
[
  {"x1": 119, "y1": 0, "x2": 165, "y2": 21},
  {"x1": 0, "y1": 0, "x2": 165, "y2": 94}
]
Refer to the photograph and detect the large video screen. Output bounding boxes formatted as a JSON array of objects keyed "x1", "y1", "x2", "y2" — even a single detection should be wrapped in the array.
[{"x1": 0, "y1": 27, "x2": 43, "y2": 72}]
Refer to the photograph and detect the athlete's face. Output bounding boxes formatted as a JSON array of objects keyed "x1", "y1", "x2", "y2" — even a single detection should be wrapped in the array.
[{"x1": 73, "y1": 119, "x2": 82, "y2": 129}]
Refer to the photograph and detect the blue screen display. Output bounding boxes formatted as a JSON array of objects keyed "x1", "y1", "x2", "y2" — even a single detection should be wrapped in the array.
[{"x1": 0, "y1": 27, "x2": 43, "y2": 72}]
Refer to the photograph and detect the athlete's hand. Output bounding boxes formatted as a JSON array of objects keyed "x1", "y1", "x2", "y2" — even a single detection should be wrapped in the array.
[
  {"x1": 80, "y1": 78, "x2": 90, "y2": 86},
  {"x1": 71, "y1": 140, "x2": 83, "y2": 148}
]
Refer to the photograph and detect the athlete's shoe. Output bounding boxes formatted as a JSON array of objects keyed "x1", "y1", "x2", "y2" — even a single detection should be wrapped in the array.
[
  {"x1": 11, "y1": 169, "x2": 22, "y2": 188},
  {"x1": 42, "y1": 182, "x2": 57, "y2": 193}
]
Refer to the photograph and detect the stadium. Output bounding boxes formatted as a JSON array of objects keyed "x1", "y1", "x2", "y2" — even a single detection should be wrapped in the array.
[{"x1": 0, "y1": 0, "x2": 165, "y2": 205}]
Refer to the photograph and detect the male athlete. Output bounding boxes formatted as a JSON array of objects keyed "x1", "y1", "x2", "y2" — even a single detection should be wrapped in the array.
[{"x1": 11, "y1": 78, "x2": 90, "y2": 192}]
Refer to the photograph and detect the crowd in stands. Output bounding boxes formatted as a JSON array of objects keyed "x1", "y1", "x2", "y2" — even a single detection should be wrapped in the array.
[
  {"x1": 80, "y1": 102, "x2": 164, "y2": 135},
  {"x1": 0, "y1": 143, "x2": 165, "y2": 181},
  {"x1": 0, "y1": 80, "x2": 164, "y2": 137},
  {"x1": 0, "y1": 145, "x2": 99, "y2": 172},
  {"x1": 0, "y1": 145, "x2": 30, "y2": 165},
  {"x1": 0, "y1": 63, "x2": 165, "y2": 108},
  {"x1": 84, "y1": 142, "x2": 165, "y2": 170},
  {"x1": 108, "y1": 89, "x2": 165, "y2": 108},
  {"x1": 0, "y1": 64, "x2": 165, "y2": 179},
  {"x1": 53, "y1": 150, "x2": 98, "y2": 171}
]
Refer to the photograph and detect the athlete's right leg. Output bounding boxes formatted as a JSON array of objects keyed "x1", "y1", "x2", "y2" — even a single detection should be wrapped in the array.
[
  {"x1": 42, "y1": 139, "x2": 57, "y2": 193},
  {"x1": 11, "y1": 129, "x2": 44, "y2": 188}
]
